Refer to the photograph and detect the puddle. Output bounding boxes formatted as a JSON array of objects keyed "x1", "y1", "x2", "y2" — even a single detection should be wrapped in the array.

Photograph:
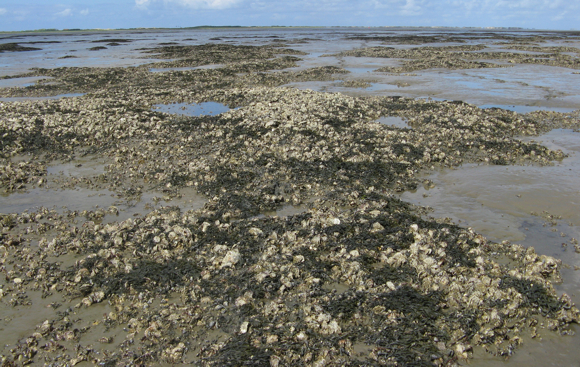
[
  {"x1": 471, "y1": 325, "x2": 580, "y2": 367},
  {"x1": 0, "y1": 187, "x2": 207, "y2": 222},
  {"x1": 0, "y1": 93, "x2": 85, "y2": 102},
  {"x1": 479, "y1": 104, "x2": 577, "y2": 114},
  {"x1": 400, "y1": 128, "x2": 580, "y2": 366},
  {"x1": 47, "y1": 156, "x2": 106, "y2": 177},
  {"x1": 0, "y1": 291, "x2": 73, "y2": 351},
  {"x1": 321, "y1": 282, "x2": 350, "y2": 294},
  {"x1": 279, "y1": 81, "x2": 335, "y2": 92},
  {"x1": 0, "y1": 287, "x2": 142, "y2": 364},
  {"x1": 153, "y1": 101, "x2": 232, "y2": 116},
  {"x1": 1, "y1": 157, "x2": 207, "y2": 222},
  {"x1": 263, "y1": 204, "x2": 308, "y2": 218},
  {"x1": 0, "y1": 188, "x2": 118, "y2": 215},
  {"x1": 344, "y1": 67, "x2": 376, "y2": 74},
  {"x1": 0, "y1": 76, "x2": 53, "y2": 88},
  {"x1": 365, "y1": 83, "x2": 404, "y2": 92},
  {"x1": 375, "y1": 116, "x2": 411, "y2": 129}
]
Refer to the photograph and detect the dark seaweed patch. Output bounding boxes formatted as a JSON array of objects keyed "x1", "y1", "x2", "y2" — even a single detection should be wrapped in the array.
[
  {"x1": 0, "y1": 43, "x2": 41, "y2": 52},
  {"x1": 450, "y1": 310, "x2": 481, "y2": 340},
  {"x1": 201, "y1": 192, "x2": 261, "y2": 219},
  {"x1": 92, "y1": 39, "x2": 132, "y2": 43},
  {"x1": 100, "y1": 259, "x2": 200, "y2": 295},
  {"x1": 366, "y1": 286, "x2": 446, "y2": 365},
  {"x1": 203, "y1": 334, "x2": 272, "y2": 366},
  {"x1": 325, "y1": 291, "x2": 367, "y2": 319},
  {"x1": 370, "y1": 264, "x2": 418, "y2": 285},
  {"x1": 444, "y1": 242, "x2": 476, "y2": 267},
  {"x1": 500, "y1": 276, "x2": 565, "y2": 317},
  {"x1": 368, "y1": 286, "x2": 443, "y2": 316},
  {"x1": 296, "y1": 247, "x2": 334, "y2": 281}
]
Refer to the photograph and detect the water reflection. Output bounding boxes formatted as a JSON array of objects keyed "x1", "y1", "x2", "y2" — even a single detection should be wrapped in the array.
[
  {"x1": 402, "y1": 129, "x2": 580, "y2": 242},
  {"x1": 153, "y1": 101, "x2": 232, "y2": 116},
  {"x1": 0, "y1": 76, "x2": 53, "y2": 88},
  {"x1": 0, "y1": 93, "x2": 85, "y2": 102},
  {"x1": 0, "y1": 187, "x2": 207, "y2": 223},
  {"x1": 479, "y1": 104, "x2": 577, "y2": 113},
  {"x1": 376, "y1": 116, "x2": 411, "y2": 129}
]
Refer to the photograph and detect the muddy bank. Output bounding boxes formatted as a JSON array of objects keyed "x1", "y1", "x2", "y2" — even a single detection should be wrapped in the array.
[{"x1": 1, "y1": 32, "x2": 580, "y2": 366}]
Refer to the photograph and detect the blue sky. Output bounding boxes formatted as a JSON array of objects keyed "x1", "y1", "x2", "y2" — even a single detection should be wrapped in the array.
[{"x1": 0, "y1": 0, "x2": 578, "y2": 32}]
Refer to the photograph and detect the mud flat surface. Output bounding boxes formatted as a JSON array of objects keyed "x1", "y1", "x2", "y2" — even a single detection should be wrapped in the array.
[{"x1": 1, "y1": 28, "x2": 580, "y2": 366}]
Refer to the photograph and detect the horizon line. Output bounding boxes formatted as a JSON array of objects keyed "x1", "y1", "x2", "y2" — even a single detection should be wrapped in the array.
[{"x1": 3, "y1": 25, "x2": 578, "y2": 34}]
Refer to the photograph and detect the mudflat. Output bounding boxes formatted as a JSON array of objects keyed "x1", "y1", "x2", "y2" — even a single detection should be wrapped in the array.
[{"x1": 1, "y1": 28, "x2": 580, "y2": 366}]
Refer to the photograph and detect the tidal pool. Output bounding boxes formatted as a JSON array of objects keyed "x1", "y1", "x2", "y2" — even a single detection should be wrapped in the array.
[
  {"x1": 153, "y1": 101, "x2": 232, "y2": 116},
  {"x1": 376, "y1": 116, "x2": 411, "y2": 129}
]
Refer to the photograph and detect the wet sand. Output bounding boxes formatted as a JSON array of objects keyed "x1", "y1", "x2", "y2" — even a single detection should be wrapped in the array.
[{"x1": 402, "y1": 128, "x2": 580, "y2": 366}]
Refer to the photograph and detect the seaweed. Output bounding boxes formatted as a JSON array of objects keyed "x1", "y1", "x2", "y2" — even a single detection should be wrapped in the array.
[
  {"x1": 325, "y1": 291, "x2": 367, "y2": 319},
  {"x1": 100, "y1": 259, "x2": 201, "y2": 295},
  {"x1": 366, "y1": 286, "x2": 447, "y2": 365},
  {"x1": 203, "y1": 334, "x2": 272, "y2": 366},
  {"x1": 500, "y1": 276, "x2": 565, "y2": 317},
  {"x1": 370, "y1": 264, "x2": 419, "y2": 285},
  {"x1": 0, "y1": 43, "x2": 41, "y2": 52}
]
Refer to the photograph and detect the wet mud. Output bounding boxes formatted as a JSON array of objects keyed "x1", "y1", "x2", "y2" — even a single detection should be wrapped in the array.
[{"x1": 1, "y1": 28, "x2": 580, "y2": 366}]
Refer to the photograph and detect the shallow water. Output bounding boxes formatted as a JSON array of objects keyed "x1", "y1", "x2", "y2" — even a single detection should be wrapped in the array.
[
  {"x1": 47, "y1": 156, "x2": 106, "y2": 177},
  {"x1": 401, "y1": 128, "x2": 580, "y2": 247},
  {"x1": 0, "y1": 76, "x2": 53, "y2": 88},
  {"x1": 0, "y1": 187, "x2": 118, "y2": 214},
  {"x1": 400, "y1": 129, "x2": 580, "y2": 365},
  {"x1": 366, "y1": 82, "x2": 410, "y2": 91},
  {"x1": 0, "y1": 186, "x2": 207, "y2": 222},
  {"x1": 0, "y1": 93, "x2": 85, "y2": 102},
  {"x1": 479, "y1": 104, "x2": 577, "y2": 113},
  {"x1": 153, "y1": 101, "x2": 232, "y2": 116},
  {"x1": 0, "y1": 157, "x2": 207, "y2": 221},
  {"x1": 376, "y1": 116, "x2": 411, "y2": 129}
]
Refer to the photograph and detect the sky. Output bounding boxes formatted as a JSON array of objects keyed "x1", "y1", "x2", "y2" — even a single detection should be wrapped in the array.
[{"x1": 0, "y1": 0, "x2": 578, "y2": 32}]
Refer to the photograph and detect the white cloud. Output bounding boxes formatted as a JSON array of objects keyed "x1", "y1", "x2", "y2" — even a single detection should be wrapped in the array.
[
  {"x1": 80, "y1": 9, "x2": 90, "y2": 16},
  {"x1": 171, "y1": 0, "x2": 243, "y2": 9},
  {"x1": 135, "y1": 0, "x2": 151, "y2": 8},
  {"x1": 56, "y1": 8, "x2": 73, "y2": 17},
  {"x1": 0, "y1": 8, "x2": 7, "y2": 15},
  {"x1": 186, "y1": 0, "x2": 240, "y2": 9},
  {"x1": 401, "y1": 0, "x2": 422, "y2": 15},
  {"x1": 136, "y1": 0, "x2": 242, "y2": 10}
]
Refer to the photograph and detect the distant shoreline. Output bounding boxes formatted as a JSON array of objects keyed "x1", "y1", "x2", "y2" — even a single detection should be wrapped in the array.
[{"x1": 2, "y1": 25, "x2": 579, "y2": 35}]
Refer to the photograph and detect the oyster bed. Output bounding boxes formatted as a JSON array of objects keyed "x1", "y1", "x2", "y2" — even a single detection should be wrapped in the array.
[{"x1": 1, "y1": 31, "x2": 580, "y2": 366}]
